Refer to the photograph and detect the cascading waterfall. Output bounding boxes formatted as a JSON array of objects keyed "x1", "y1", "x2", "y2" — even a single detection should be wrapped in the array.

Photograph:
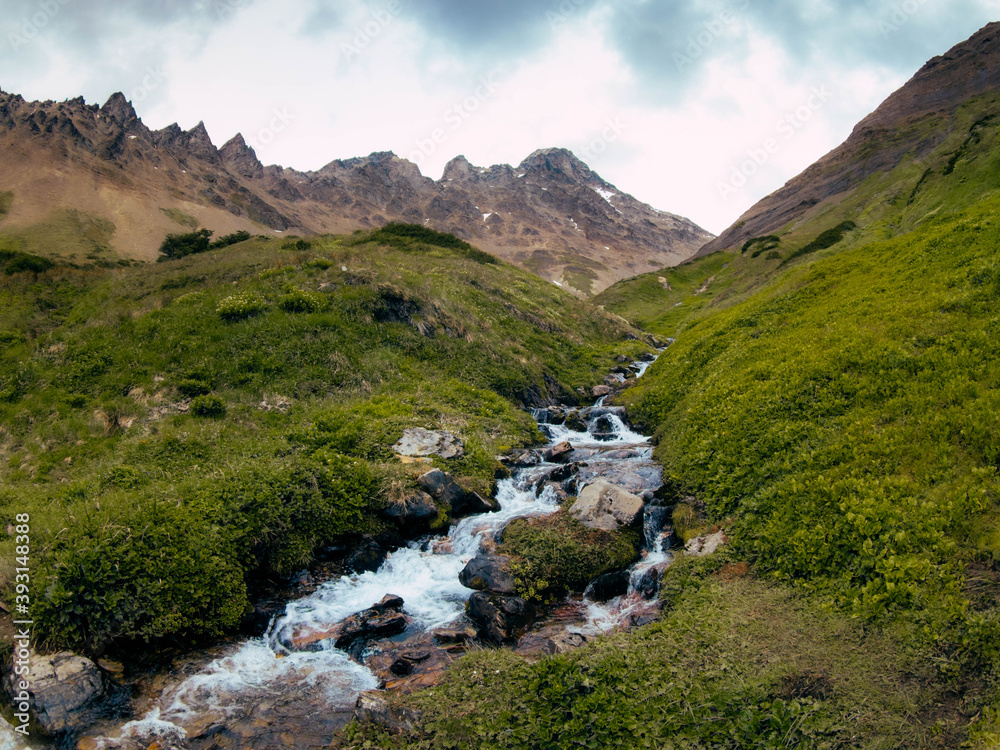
[{"x1": 30, "y1": 354, "x2": 668, "y2": 750}]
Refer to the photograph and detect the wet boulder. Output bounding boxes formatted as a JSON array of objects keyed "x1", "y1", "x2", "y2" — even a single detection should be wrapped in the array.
[
  {"x1": 592, "y1": 385, "x2": 612, "y2": 397},
  {"x1": 457, "y1": 490, "x2": 500, "y2": 516},
  {"x1": 466, "y1": 592, "x2": 535, "y2": 645},
  {"x1": 418, "y1": 468, "x2": 487, "y2": 518},
  {"x1": 393, "y1": 428, "x2": 464, "y2": 459},
  {"x1": 335, "y1": 595, "x2": 409, "y2": 652},
  {"x1": 564, "y1": 412, "x2": 588, "y2": 432},
  {"x1": 590, "y1": 414, "x2": 619, "y2": 441},
  {"x1": 585, "y1": 570, "x2": 631, "y2": 602},
  {"x1": 355, "y1": 691, "x2": 422, "y2": 733},
  {"x1": 575, "y1": 461, "x2": 663, "y2": 501},
  {"x1": 6, "y1": 652, "x2": 113, "y2": 736},
  {"x1": 345, "y1": 537, "x2": 389, "y2": 574},
  {"x1": 569, "y1": 480, "x2": 644, "y2": 532},
  {"x1": 380, "y1": 491, "x2": 439, "y2": 528},
  {"x1": 635, "y1": 563, "x2": 670, "y2": 600},
  {"x1": 543, "y1": 441, "x2": 574, "y2": 463},
  {"x1": 459, "y1": 554, "x2": 517, "y2": 594}
]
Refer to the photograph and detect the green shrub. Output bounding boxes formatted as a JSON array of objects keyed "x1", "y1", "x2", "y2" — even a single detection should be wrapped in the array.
[
  {"x1": 210, "y1": 230, "x2": 251, "y2": 249},
  {"x1": 190, "y1": 394, "x2": 226, "y2": 418},
  {"x1": 741, "y1": 235, "x2": 781, "y2": 257},
  {"x1": 157, "y1": 228, "x2": 213, "y2": 261},
  {"x1": 278, "y1": 288, "x2": 325, "y2": 313},
  {"x1": 2, "y1": 251, "x2": 54, "y2": 275},
  {"x1": 499, "y1": 509, "x2": 640, "y2": 599},
  {"x1": 216, "y1": 292, "x2": 268, "y2": 321},
  {"x1": 783, "y1": 221, "x2": 857, "y2": 263},
  {"x1": 177, "y1": 379, "x2": 211, "y2": 398}
]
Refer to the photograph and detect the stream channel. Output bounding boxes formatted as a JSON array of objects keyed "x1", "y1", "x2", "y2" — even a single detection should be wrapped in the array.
[{"x1": 2, "y1": 356, "x2": 673, "y2": 750}]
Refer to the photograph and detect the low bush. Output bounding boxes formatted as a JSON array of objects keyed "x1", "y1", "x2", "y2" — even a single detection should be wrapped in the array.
[
  {"x1": 158, "y1": 229, "x2": 213, "y2": 261},
  {"x1": 499, "y1": 509, "x2": 640, "y2": 599},
  {"x1": 216, "y1": 292, "x2": 268, "y2": 321},
  {"x1": 190, "y1": 394, "x2": 226, "y2": 417}
]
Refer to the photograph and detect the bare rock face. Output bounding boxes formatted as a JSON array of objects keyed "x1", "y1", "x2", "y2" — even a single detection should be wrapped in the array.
[
  {"x1": 0, "y1": 87, "x2": 713, "y2": 291},
  {"x1": 393, "y1": 428, "x2": 464, "y2": 459},
  {"x1": 569, "y1": 480, "x2": 644, "y2": 532},
  {"x1": 5, "y1": 652, "x2": 111, "y2": 736}
]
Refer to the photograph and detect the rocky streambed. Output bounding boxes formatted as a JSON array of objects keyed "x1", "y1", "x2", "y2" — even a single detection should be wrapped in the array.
[{"x1": 2, "y1": 355, "x2": 687, "y2": 750}]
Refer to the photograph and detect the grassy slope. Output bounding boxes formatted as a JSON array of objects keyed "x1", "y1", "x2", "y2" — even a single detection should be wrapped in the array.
[
  {"x1": 350, "y1": 188, "x2": 1000, "y2": 748},
  {"x1": 597, "y1": 93, "x2": 1000, "y2": 335},
  {"x1": 0, "y1": 231, "x2": 651, "y2": 654}
]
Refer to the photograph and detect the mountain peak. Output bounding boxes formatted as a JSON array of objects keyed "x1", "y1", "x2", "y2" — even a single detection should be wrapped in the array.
[
  {"x1": 220, "y1": 133, "x2": 263, "y2": 178},
  {"x1": 519, "y1": 148, "x2": 597, "y2": 183},
  {"x1": 101, "y1": 92, "x2": 137, "y2": 125}
]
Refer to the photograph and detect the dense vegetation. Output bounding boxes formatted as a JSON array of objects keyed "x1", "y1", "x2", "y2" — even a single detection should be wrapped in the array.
[
  {"x1": 157, "y1": 228, "x2": 254, "y2": 260},
  {"x1": 0, "y1": 229, "x2": 649, "y2": 653},
  {"x1": 348, "y1": 182, "x2": 1000, "y2": 748}
]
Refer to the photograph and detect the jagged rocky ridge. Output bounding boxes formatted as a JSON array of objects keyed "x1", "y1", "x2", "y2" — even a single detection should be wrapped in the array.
[{"x1": 0, "y1": 90, "x2": 712, "y2": 294}]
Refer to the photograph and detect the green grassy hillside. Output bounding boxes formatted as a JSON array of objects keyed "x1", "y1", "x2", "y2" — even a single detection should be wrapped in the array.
[
  {"x1": 350, "y1": 196, "x2": 1000, "y2": 750},
  {"x1": 0, "y1": 229, "x2": 650, "y2": 653}
]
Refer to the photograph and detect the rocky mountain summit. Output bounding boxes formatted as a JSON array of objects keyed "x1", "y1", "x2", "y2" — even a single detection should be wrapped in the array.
[{"x1": 0, "y1": 90, "x2": 712, "y2": 294}]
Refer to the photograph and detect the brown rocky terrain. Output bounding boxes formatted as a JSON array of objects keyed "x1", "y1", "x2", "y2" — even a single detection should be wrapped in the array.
[
  {"x1": 697, "y1": 21, "x2": 1000, "y2": 256},
  {"x1": 0, "y1": 91, "x2": 712, "y2": 295}
]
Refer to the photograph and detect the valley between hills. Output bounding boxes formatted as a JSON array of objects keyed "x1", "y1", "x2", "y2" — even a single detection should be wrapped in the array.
[{"x1": 1, "y1": 20, "x2": 1000, "y2": 750}]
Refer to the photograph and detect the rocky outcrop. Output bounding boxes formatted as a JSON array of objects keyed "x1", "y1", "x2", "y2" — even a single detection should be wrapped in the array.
[
  {"x1": 466, "y1": 592, "x2": 535, "y2": 645},
  {"x1": 417, "y1": 468, "x2": 498, "y2": 517},
  {"x1": 344, "y1": 537, "x2": 389, "y2": 574},
  {"x1": 393, "y1": 428, "x2": 464, "y2": 459},
  {"x1": 380, "y1": 490, "x2": 439, "y2": 528},
  {"x1": 543, "y1": 441, "x2": 574, "y2": 463},
  {"x1": 354, "y1": 690, "x2": 422, "y2": 733},
  {"x1": 335, "y1": 595, "x2": 409, "y2": 654},
  {"x1": 5, "y1": 652, "x2": 114, "y2": 736},
  {"x1": 459, "y1": 555, "x2": 517, "y2": 594},
  {"x1": 569, "y1": 480, "x2": 644, "y2": 531},
  {"x1": 685, "y1": 529, "x2": 728, "y2": 558}
]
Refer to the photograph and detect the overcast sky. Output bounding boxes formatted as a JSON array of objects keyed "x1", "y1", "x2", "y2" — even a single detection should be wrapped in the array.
[{"x1": 1, "y1": 0, "x2": 998, "y2": 234}]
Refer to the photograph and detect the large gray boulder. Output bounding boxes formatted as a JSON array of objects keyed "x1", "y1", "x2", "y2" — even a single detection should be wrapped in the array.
[
  {"x1": 6, "y1": 651, "x2": 110, "y2": 736},
  {"x1": 393, "y1": 428, "x2": 464, "y2": 459},
  {"x1": 569, "y1": 480, "x2": 644, "y2": 532},
  {"x1": 459, "y1": 555, "x2": 517, "y2": 594}
]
